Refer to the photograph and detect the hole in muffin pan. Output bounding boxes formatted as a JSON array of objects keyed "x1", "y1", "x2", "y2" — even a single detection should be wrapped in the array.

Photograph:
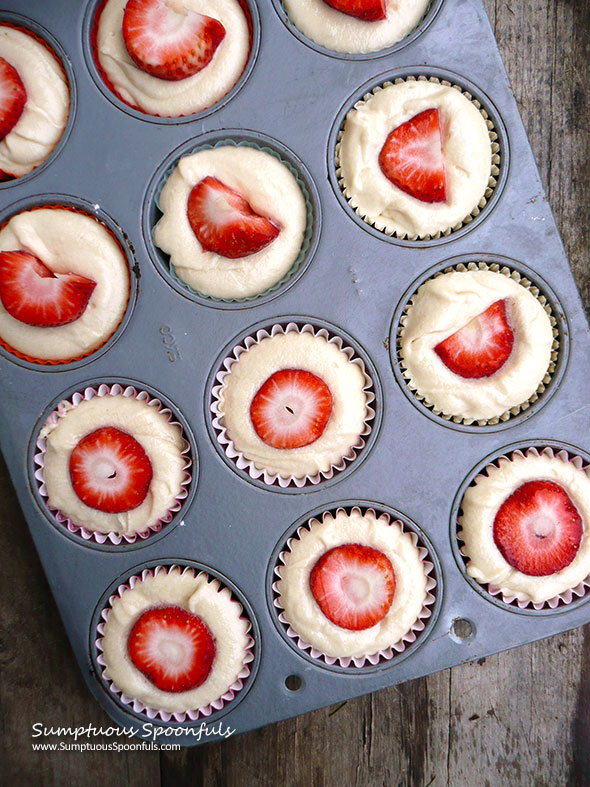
[
  {"x1": 89, "y1": 559, "x2": 261, "y2": 726},
  {"x1": 327, "y1": 67, "x2": 509, "y2": 247},
  {"x1": 0, "y1": 194, "x2": 138, "y2": 371},
  {"x1": 450, "y1": 618, "x2": 475, "y2": 642},
  {"x1": 269, "y1": 0, "x2": 444, "y2": 61},
  {"x1": 284, "y1": 674, "x2": 302, "y2": 692},
  {"x1": 27, "y1": 377, "x2": 199, "y2": 552},
  {"x1": 82, "y1": 0, "x2": 260, "y2": 125},
  {"x1": 0, "y1": 13, "x2": 77, "y2": 188},
  {"x1": 389, "y1": 254, "x2": 570, "y2": 433},
  {"x1": 450, "y1": 440, "x2": 590, "y2": 617},
  {"x1": 142, "y1": 130, "x2": 321, "y2": 310},
  {"x1": 266, "y1": 501, "x2": 443, "y2": 674},
  {"x1": 205, "y1": 317, "x2": 383, "y2": 493}
]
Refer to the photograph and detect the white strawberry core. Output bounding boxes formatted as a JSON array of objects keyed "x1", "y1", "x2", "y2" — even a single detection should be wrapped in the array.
[
  {"x1": 80, "y1": 447, "x2": 131, "y2": 494},
  {"x1": 140, "y1": 625, "x2": 194, "y2": 676},
  {"x1": 205, "y1": 192, "x2": 240, "y2": 227},
  {"x1": 341, "y1": 574, "x2": 371, "y2": 603},
  {"x1": 261, "y1": 387, "x2": 316, "y2": 435},
  {"x1": 142, "y1": 2, "x2": 205, "y2": 46},
  {"x1": 321, "y1": 560, "x2": 390, "y2": 615}
]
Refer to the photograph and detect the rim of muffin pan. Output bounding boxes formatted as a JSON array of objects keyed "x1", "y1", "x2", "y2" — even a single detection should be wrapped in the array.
[
  {"x1": 89, "y1": 558, "x2": 261, "y2": 726},
  {"x1": 0, "y1": 13, "x2": 77, "y2": 189},
  {"x1": 82, "y1": 0, "x2": 260, "y2": 124},
  {"x1": 266, "y1": 500, "x2": 443, "y2": 674},
  {"x1": 388, "y1": 253, "x2": 570, "y2": 433},
  {"x1": 449, "y1": 440, "x2": 590, "y2": 616},
  {"x1": 205, "y1": 316, "x2": 383, "y2": 493},
  {"x1": 27, "y1": 377, "x2": 199, "y2": 553},
  {"x1": 142, "y1": 130, "x2": 321, "y2": 310},
  {"x1": 270, "y1": 0, "x2": 445, "y2": 62},
  {"x1": 0, "y1": 193, "x2": 138, "y2": 371},
  {"x1": 327, "y1": 66, "x2": 509, "y2": 247}
]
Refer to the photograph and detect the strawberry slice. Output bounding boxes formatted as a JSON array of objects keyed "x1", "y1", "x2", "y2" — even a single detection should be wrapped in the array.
[
  {"x1": 379, "y1": 108, "x2": 447, "y2": 203},
  {"x1": 493, "y1": 480, "x2": 583, "y2": 576},
  {"x1": 321, "y1": 0, "x2": 386, "y2": 21},
  {"x1": 122, "y1": 0, "x2": 226, "y2": 81},
  {"x1": 128, "y1": 606, "x2": 216, "y2": 693},
  {"x1": 0, "y1": 250, "x2": 97, "y2": 327},
  {"x1": 249, "y1": 368, "x2": 333, "y2": 450},
  {"x1": 434, "y1": 299, "x2": 514, "y2": 379},
  {"x1": 187, "y1": 176, "x2": 281, "y2": 259},
  {"x1": 0, "y1": 56, "x2": 26, "y2": 141},
  {"x1": 310, "y1": 543, "x2": 396, "y2": 631},
  {"x1": 69, "y1": 426, "x2": 153, "y2": 513}
]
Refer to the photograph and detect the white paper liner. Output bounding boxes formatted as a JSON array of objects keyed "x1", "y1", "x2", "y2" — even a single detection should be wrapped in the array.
[
  {"x1": 335, "y1": 75, "x2": 502, "y2": 241},
  {"x1": 272, "y1": 506, "x2": 438, "y2": 667},
  {"x1": 94, "y1": 564, "x2": 255, "y2": 722},
  {"x1": 210, "y1": 322, "x2": 376, "y2": 488},
  {"x1": 396, "y1": 261, "x2": 561, "y2": 426},
  {"x1": 457, "y1": 447, "x2": 590, "y2": 610},
  {"x1": 33, "y1": 383, "x2": 193, "y2": 545}
]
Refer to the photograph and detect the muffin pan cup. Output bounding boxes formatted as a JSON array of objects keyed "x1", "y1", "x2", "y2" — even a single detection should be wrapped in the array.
[{"x1": 0, "y1": 0, "x2": 590, "y2": 746}]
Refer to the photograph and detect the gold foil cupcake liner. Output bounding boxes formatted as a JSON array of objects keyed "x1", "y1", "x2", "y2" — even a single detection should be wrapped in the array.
[
  {"x1": 457, "y1": 446, "x2": 590, "y2": 610},
  {"x1": 335, "y1": 74, "x2": 502, "y2": 241},
  {"x1": 272, "y1": 505, "x2": 438, "y2": 668},
  {"x1": 33, "y1": 383, "x2": 193, "y2": 545},
  {"x1": 396, "y1": 260, "x2": 561, "y2": 426},
  {"x1": 95, "y1": 564, "x2": 255, "y2": 722},
  {"x1": 210, "y1": 322, "x2": 376, "y2": 488}
]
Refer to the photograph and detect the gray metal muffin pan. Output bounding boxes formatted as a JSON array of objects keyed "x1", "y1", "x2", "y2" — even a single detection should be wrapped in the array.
[{"x1": 0, "y1": 0, "x2": 589, "y2": 745}]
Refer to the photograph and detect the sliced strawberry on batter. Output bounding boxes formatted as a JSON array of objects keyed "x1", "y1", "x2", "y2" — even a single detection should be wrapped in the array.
[
  {"x1": 434, "y1": 299, "x2": 514, "y2": 379},
  {"x1": 187, "y1": 176, "x2": 281, "y2": 259},
  {"x1": 322, "y1": 0, "x2": 386, "y2": 22},
  {"x1": 122, "y1": 0, "x2": 226, "y2": 81},
  {"x1": 0, "y1": 56, "x2": 26, "y2": 141},
  {"x1": 379, "y1": 108, "x2": 447, "y2": 203},
  {"x1": 493, "y1": 480, "x2": 583, "y2": 576},
  {"x1": 310, "y1": 543, "x2": 396, "y2": 631},
  {"x1": 249, "y1": 368, "x2": 333, "y2": 450},
  {"x1": 69, "y1": 426, "x2": 153, "y2": 513},
  {"x1": 128, "y1": 606, "x2": 216, "y2": 693},
  {"x1": 0, "y1": 250, "x2": 97, "y2": 327}
]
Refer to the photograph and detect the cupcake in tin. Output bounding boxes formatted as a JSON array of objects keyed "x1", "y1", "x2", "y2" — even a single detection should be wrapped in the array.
[
  {"x1": 337, "y1": 76, "x2": 499, "y2": 240},
  {"x1": 398, "y1": 266, "x2": 557, "y2": 424},
  {"x1": 96, "y1": 565, "x2": 254, "y2": 720},
  {"x1": 0, "y1": 22, "x2": 70, "y2": 180},
  {"x1": 153, "y1": 143, "x2": 309, "y2": 300},
  {"x1": 458, "y1": 447, "x2": 590, "y2": 607},
  {"x1": 274, "y1": 507, "x2": 437, "y2": 666},
  {"x1": 0, "y1": 206, "x2": 130, "y2": 364},
  {"x1": 94, "y1": 0, "x2": 251, "y2": 117}
]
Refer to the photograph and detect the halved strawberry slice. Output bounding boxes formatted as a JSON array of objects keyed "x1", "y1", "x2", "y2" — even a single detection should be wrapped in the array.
[
  {"x1": 379, "y1": 108, "x2": 447, "y2": 203},
  {"x1": 322, "y1": 0, "x2": 386, "y2": 22},
  {"x1": 69, "y1": 426, "x2": 153, "y2": 513},
  {"x1": 310, "y1": 543, "x2": 396, "y2": 630},
  {"x1": 0, "y1": 250, "x2": 97, "y2": 327},
  {"x1": 187, "y1": 176, "x2": 281, "y2": 259},
  {"x1": 493, "y1": 480, "x2": 583, "y2": 576},
  {"x1": 434, "y1": 299, "x2": 514, "y2": 379},
  {"x1": 122, "y1": 0, "x2": 226, "y2": 81},
  {"x1": 0, "y1": 56, "x2": 26, "y2": 141},
  {"x1": 250, "y1": 368, "x2": 333, "y2": 450},
  {"x1": 128, "y1": 606, "x2": 216, "y2": 693}
]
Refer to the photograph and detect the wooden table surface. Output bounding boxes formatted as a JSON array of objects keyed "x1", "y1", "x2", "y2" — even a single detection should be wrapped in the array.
[{"x1": 1, "y1": 1, "x2": 589, "y2": 784}]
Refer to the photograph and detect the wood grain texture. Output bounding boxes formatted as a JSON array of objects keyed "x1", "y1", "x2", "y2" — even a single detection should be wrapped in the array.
[{"x1": 1, "y1": 1, "x2": 589, "y2": 784}]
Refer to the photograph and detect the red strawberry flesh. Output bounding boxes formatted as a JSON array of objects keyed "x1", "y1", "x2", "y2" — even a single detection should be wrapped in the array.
[
  {"x1": 493, "y1": 480, "x2": 583, "y2": 576},
  {"x1": 69, "y1": 426, "x2": 153, "y2": 513},
  {"x1": 0, "y1": 56, "x2": 26, "y2": 141},
  {"x1": 128, "y1": 606, "x2": 216, "y2": 693},
  {"x1": 187, "y1": 176, "x2": 281, "y2": 259},
  {"x1": 0, "y1": 250, "x2": 96, "y2": 327},
  {"x1": 434, "y1": 299, "x2": 514, "y2": 379},
  {"x1": 310, "y1": 543, "x2": 396, "y2": 630},
  {"x1": 379, "y1": 108, "x2": 447, "y2": 203},
  {"x1": 321, "y1": 0, "x2": 386, "y2": 22},
  {"x1": 249, "y1": 368, "x2": 333, "y2": 449},
  {"x1": 122, "y1": 0, "x2": 226, "y2": 81}
]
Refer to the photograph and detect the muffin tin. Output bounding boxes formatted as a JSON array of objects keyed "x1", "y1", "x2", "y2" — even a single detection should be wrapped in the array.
[{"x1": 0, "y1": 0, "x2": 589, "y2": 745}]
